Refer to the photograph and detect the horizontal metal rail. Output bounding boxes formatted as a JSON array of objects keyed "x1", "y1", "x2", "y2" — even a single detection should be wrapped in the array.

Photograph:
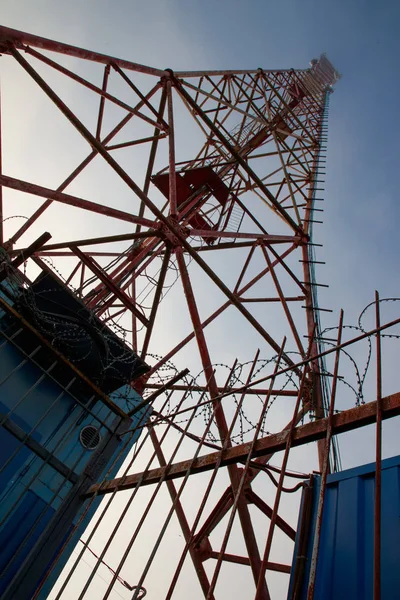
[{"x1": 85, "y1": 392, "x2": 400, "y2": 496}]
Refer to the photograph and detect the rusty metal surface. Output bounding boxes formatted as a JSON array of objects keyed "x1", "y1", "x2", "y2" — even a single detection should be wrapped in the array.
[
  {"x1": 0, "y1": 34, "x2": 393, "y2": 599},
  {"x1": 85, "y1": 392, "x2": 400, "y2": 496},
  {"x1": 289, "y1": 455, "x2": 400, "y2": 600}
]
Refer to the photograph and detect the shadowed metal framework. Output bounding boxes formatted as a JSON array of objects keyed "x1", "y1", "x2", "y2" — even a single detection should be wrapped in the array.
[{"x1": 0, "y1": 25, "x2": 397, "y2": 600}]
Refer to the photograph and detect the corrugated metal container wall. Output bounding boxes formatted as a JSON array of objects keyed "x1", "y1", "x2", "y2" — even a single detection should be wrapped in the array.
[
  {"x1": 288, "y1": 455, "x2": 400, "y2": 600},
  {"x1": 0, "y1": 275, "x2": 151, "y2": 599}
]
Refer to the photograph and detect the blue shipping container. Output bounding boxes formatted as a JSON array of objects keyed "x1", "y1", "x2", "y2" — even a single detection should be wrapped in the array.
[
  {"x1": 288, "y1": 455, "x2": 400, "y2": 599},
  {"x1": 0, "y1": 274, "x2": 151, "y2": 599}
]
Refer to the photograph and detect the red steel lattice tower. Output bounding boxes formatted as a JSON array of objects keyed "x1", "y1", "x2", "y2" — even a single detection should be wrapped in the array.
[{"x1": 0, "y1": 26, "x2": 356, "y2": 600}]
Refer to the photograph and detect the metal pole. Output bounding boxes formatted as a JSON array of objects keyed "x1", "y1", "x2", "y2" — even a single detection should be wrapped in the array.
[
  {"x1": 374, "y1": 291, "x2": 382, "y2": 600},
  {"x1": 307, "y1": 310, "x2": 344, "y2": 599}
]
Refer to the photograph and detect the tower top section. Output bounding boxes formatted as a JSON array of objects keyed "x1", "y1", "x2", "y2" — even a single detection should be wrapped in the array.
[{"x1": 306, "y1": 54, "x2": 341, "y2": 95}]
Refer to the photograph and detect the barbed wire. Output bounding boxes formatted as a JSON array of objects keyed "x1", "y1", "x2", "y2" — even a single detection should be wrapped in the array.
[
  {"x1": 148, "y1": 300, "x2": 400, "y2": 444},
  {"x1": 2, "y1": 249, "x2": 399, "y2": 446},
  {"x1": 318, "y1": 297, "x2": 400, "y2": 407}
]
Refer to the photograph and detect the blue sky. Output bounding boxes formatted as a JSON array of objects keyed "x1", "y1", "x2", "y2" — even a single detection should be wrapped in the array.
[
  {"x1": 1, "y1": 0, "x2": 399, "y2": 465},
  {"x1": 1, "y1": 0, "x2": 399, "y2": 408},
  {"x1": 0, "y1": 3, "x2": 399, "y2": 597},
  {"x1": 1, "y1": 0, "x2": 399, "y2": 318},
  {"x1": 0, "y1": 0, "x2": 398, "y2": 475}
]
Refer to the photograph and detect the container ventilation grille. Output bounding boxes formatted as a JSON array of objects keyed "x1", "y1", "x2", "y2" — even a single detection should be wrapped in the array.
[{"x1": 80, "y1": 425, "x2": 101, "y2": 450}]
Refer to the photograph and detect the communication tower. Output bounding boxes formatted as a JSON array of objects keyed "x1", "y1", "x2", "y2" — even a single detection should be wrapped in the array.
[{"x1": 0, "y1": 26, "x2": 397, "y2": 600}]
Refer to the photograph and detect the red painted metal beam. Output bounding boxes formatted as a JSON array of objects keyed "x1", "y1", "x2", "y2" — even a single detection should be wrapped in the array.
[
  {"x1": 22, "y1": 46, "x2": 166, "y2": 131},
  {"x1": 190, "y1": 403, "x2": 311, "y2": 549},
  {"x1": 245, "y1": 489, "x2": 296, "y2": 541},
  {"x1": 173, "y1": 76, "x2": 303, "y2": 235},
  {"x1": 192, "y1": 488, "x2": 234, "y2": 549},
  {"x1": 148, "y1": 244, "x2": 298, "y2": 377},
  {"x1": 0, "y1": 173, "x2": 156, "y2": 228},
  {"x1": 188, "y1": 230, "x2": 300, "y2": 242},
  {"x1": 85, "y1": 392, "x2": 400, "y2": 496},
  {"x1": 175, "y1": 247, "x2": 270, "y2": 598},
  {"x1": 149, "y1": 428, "x2": 214, "y2": 599},
  {"x1": 69, "y1": 247, "x2": 149, "y2": 326},
  {"x1": 8, "y1": 47, "x2": 296, "y2": 369},
  {"x1": 11, "y1": 230, "x2": 160, "y2": 254},
  {"x1": 207, "y1": 552, "x2": 291, "y2": 574},
  {"x1": 191, "y1": 486, "x2": 296, "y2": 552},
  {"x1": 145, "y1": 384, "x2": 298, "y2": 396},
  {"x1": 0, "y1": 25, "x2": 165, "y2": 76}
]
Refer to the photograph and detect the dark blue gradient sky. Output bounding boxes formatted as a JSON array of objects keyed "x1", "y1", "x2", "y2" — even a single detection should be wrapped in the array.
[
  {"x1": 1, "y1": 0, "x2": 399, "y2": 460},
  {"x1": 2, "y1": 0, "x2": 399, "y2": 315}
]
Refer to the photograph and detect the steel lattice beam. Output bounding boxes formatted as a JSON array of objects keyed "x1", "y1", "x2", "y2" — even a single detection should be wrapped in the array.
[{"x1": 85, "y1": 392, "x2": 400, "y2": 496}]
